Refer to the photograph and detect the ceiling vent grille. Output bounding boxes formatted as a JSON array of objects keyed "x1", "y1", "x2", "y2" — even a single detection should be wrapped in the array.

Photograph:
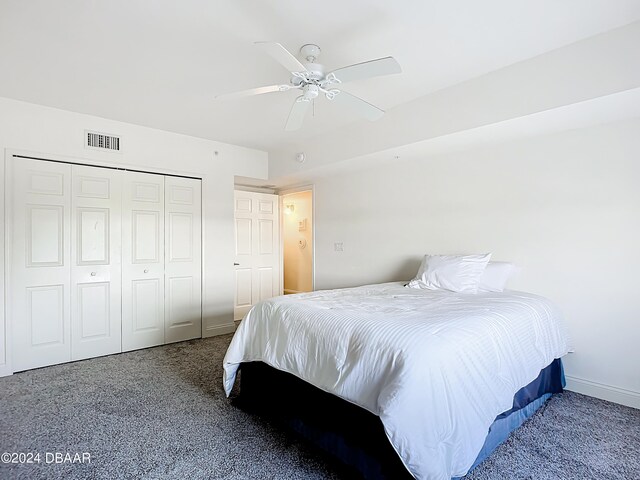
[{"x1": 85, "y1": 130, "x2": 121, "y2": 152}]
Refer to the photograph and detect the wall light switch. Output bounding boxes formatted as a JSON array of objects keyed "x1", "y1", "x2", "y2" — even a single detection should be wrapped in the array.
[{"x1": 334, "y1": 242, "x2": 344, "y2": 252}]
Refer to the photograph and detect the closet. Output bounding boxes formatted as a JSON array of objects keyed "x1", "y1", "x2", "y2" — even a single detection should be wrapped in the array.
[{"x1": 9, "y1": 157, "x2": 202, "y2": 372}]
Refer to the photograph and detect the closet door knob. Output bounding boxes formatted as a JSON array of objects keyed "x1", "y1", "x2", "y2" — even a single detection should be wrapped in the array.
[
  {"x1": 144, "y1": 269, "x2": 149, "y2": 273},
  {"x1": 90, "y1": 272, "x2": 96, "y2": 277}
]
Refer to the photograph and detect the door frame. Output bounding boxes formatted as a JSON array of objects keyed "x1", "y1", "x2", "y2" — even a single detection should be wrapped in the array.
[
  {"x1": 278, "y1": 185, "x2": 315, "y2": 295},
  {"x1": 2, "y1": 148, "x2": 205, "y2": 376}
]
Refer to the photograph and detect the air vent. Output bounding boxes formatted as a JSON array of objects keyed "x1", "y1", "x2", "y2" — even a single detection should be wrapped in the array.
[{"x1": 85, "y1": 130, "x2": 121, "y2": 152}]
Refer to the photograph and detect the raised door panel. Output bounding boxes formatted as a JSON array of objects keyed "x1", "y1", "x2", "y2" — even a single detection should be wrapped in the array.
[
  {"x1": 76, "y1": 175, "x2": 110, "y2": 199},
  {"x1": 165, "y1": 176, "x2": 201, "y2": 343},
  {"x1": 71, "y1": 165, "x2": 122, "y2": 361},
  {"x1": 235, "y1": 269, "x2": 252, "y2": 307},
  {"x1": 76, "y1": 282, "x2": 110, "y2": 338},
  {"x1": 235, "y1": 197, "x2": 252, "y2": 214},
  {"x1": 122, "y1": 172, "x2": 165, "y2": 352},
  {"x1": 168, "y1": 213, "x2": 193, "y2": 262},
  {"x1": 27, "y1": 285, "x2": 65, "y2": 346},
  {"x1": 258, "y1": 200, "x2": 274, "y2": 214},
  {"x1": 167, "y1": 184, "x2": 194, "y2": 205},
  {"x1": 132, "y1": 279, "x2": 162, "y2": 331},
  {"x1": 27, "y1": 205, "x2": 64, "y2": 266},
  {"x1": 77, "y1": 208, "x2": 109, "y2": 265},
  {"x1": 132, "y1": 211, "x2": 160, "y2": 263},
  {"x1": 234, "y1": 268, "x2": 253, "y2": 320},
  {"x1": 235, "y1": 218, "x2": 252, "y2": 256},
  {"x1": 258, "y1": 219, "x2": 274, "y2": 255},
  {"x1": 166, "y1": 276, "x2": 196, "y2": 328},
  {"x1": 11, "y1": 158, "x2": 72, "y2": 371},
  {"x1": 27, "y1": 170, "x2": 64, "y2": 196},
  {"x1": 132, "y1": 182, "x2": 161, "y2": 203}
]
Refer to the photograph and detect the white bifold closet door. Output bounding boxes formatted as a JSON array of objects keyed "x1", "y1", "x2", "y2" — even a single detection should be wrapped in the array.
[
  {"x1": 121, "y1": 173, "x2": 202, "y2": 351},
  {"x1": 70, "y1": 165, "x2": 123, "y2": 361},
  {"x1": 10, "y1": 158, "x2": 202, "y2": 371},
  {"x1": 121, "y1": 172, "x2": 166, "y2": 352},
  {"x1": 164, "y1": 176, "x2": 202, "y2": 343},
  {"x1": 11, "y1": 159, "x2": 72, "y2": 371}
]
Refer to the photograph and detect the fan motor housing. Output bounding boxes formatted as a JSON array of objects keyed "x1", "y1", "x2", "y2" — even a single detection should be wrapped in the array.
[{"x1": 304, "y1": 62, "x2": 324, "y2": 81}]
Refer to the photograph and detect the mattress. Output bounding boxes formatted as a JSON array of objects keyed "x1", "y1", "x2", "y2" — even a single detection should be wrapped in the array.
[{"x1": 223, "y1": 282, "x2": 571, "y2": 479}]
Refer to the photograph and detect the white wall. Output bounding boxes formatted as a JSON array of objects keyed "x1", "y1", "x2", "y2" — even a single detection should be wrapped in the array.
[
  {"x1": 0, "y1": 97, "x2": 268, "y2": 376},
  {"x1": 312, "y1": 118, "x2": 640, "y2": 408},
  {"x1": 283, "y1": 191, "x2": 313, "y2": 293}
]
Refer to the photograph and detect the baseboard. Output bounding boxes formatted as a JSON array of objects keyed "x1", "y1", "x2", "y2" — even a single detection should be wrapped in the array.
[
  {"x1": 202, "y1": 322, "x2": 236, "y2": 338},
  {"x1": 565, "y1": 375, "x2": 640, "y2": 409}
]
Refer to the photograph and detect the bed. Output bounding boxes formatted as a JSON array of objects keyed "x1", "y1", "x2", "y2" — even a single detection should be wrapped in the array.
[{"x1": 223, "y1": 282, "x2": 571, "y2": 479}]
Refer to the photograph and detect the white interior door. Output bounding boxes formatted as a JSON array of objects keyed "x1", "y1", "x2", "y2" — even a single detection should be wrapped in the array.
[
  {"x1": 70, "y1": 165, "x2": 122, "y2": 360},
  {"x1": 234, "y1": 192, "x2": 253, "y2": 320},
  {"x1": 11, "y1": 158, "x2": 72, "y2": 371},
  {"x1": 164, "y1": 176, "x2": 202, "y2": 343},
  {"x1": 253, "y1": 193, "x2": 279, "y2": 305},
  {"x1": 122, "y1": 172, "x2": 165, "y2": 351},
  {"x1": 234, "y1": 191, "x2": 280, "y2": 321}
]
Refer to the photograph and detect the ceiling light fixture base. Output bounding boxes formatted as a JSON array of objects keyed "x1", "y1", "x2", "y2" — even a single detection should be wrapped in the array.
[{"x1": 300, "y1": 44, "x2": 321, "y2": 63}]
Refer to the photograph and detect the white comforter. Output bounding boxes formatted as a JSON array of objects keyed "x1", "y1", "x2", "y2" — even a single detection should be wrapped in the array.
[{"x1": 223, "y1": 283, "x2": 571, "y2": 480}]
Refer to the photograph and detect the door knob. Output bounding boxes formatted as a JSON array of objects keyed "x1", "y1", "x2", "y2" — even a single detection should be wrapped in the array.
[
  {"x1": 90, "y1": 272, "x2": 96, "y2": 276},
  {"x1": 234, "y1": 263, "x2": 240, "y2": 266},
  {"x1": 144, "y1": 269, "x2": 149, "y2": 273}
]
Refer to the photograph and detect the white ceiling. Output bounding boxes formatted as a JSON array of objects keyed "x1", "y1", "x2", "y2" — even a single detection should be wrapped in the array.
[
  {"x1": 1, "y1": 0, "x2": 639, "y2": 153},
  {"x1": 265, "y1": 87, "x2": 640, "y2": 188}
]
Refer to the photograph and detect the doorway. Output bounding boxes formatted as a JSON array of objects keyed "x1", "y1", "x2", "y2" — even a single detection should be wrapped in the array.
[{"x1": 281, "y1": 190, "x2": 314, "y2": 294}]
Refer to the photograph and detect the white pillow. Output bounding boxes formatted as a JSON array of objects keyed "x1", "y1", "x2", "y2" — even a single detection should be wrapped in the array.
[
  {"x1": 477, "y1": 262, "x2": 517, "y2": 292},
  {"x1": 407, "y1": 253, "x2": 492, "y2": 293}
]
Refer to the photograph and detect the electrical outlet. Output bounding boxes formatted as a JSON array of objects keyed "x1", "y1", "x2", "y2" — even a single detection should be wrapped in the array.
[{"x1": 334, "y1": 242, "x2": 344, "y2": 252}]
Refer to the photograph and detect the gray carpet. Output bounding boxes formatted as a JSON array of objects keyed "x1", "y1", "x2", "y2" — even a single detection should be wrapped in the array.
[{"x1": 1, "y1": 335, "x2": 638, "y2": 480}]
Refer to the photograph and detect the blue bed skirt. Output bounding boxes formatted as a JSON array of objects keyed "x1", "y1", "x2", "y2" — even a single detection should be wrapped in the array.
[{"x1": 236, "y1": 359, "x2": 565, "y2": 479}]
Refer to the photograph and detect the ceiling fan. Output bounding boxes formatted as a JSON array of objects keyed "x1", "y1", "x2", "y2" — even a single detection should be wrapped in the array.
[{"x1": 216, "y1": 42, "x2": 402, "y2": 131}]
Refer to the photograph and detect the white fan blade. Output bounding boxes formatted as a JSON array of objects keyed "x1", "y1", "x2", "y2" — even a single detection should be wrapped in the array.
[
  {"x1": 285, "y1": 98, "x2": 310, "y2": 131},
  {"x1": 255, "y1": 42, "x2": 308, "y2": 73},
  {"x1": 330, "y1": 90, "x2": 384, "y2": 121},
  {"x1": 215, "y1": 84, "x2": 291, "y2": 100},
  {"x1": 327, "y1": 56, "x2": 401, "y2": 84}
]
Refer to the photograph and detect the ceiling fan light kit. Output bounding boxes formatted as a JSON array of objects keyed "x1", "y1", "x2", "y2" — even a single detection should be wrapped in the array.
[{"x1": 216, "y1": 41, "x2": 402, "y2": 131}]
